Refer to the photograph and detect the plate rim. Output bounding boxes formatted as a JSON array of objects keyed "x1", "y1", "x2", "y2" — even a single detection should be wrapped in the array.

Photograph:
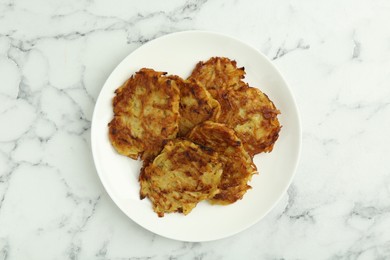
[{"x1": 91, "y1": 30, "x2": 302, "y2": 242}]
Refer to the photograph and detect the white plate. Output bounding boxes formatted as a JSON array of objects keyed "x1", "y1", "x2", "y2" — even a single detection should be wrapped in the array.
[{"x1": 91, "y1": 31, "x2": 301, "y2": 242}]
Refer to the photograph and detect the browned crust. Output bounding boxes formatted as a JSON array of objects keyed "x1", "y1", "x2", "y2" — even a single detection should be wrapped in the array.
[
  {"x1": 189, "y1": 57, "x2": 281, "y2": 155},
  {"x1": 108, "y1": 68, "x2": 180, "y2": 162},
  {"x1": 188, "y1": 57, "x2": 248, "y2": 98},
  {"x1": 169, "y1": 75, "x2": 221, "y2": 136},
  {"x1": 216, "y1": 86, "x2": 281, "y2": 155},
  {"x1": 187, "y1": 121, "x2": 257, "y2": 204},
  {"x1": 139, "y1": 139, "x2": 223, "y2": 217}
]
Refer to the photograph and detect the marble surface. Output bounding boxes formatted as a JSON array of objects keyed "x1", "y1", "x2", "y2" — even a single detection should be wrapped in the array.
[{"x1": 1, "y1": 0, "x2": 390, "y2": 259}]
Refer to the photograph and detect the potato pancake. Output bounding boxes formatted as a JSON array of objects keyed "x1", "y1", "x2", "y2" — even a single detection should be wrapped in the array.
[
  {"x1": 139, "y1": 139, "x2": 223, "y2": 217},
  {"x1": 108, "y1": 68, "x2": 180, "y2": 161},
  {"x1": 188, "y1": 57, "x2": 247, "y2": 97},
  {"x1": 217, "y1": 86, "x2": 281, "y2": 155},
  {"x1": 187, "y1": 121, "x2": 257, "y2": 204},
  {"x1": 189, "y1": 57, "x2": 281, "y2": 155},
  {"x1": 169, "y1": 75, "x2": 221, "y2": 136}
]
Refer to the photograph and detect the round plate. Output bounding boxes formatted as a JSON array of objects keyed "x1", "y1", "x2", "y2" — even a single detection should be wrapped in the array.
[{"x1": 91, "y1": 31, "x2": 301, "y2": 242}]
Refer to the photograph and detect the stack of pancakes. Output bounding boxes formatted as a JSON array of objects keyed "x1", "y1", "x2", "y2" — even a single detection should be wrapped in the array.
[{"x1": 108, "y1": 57, "x2": 281, "y2": 217}]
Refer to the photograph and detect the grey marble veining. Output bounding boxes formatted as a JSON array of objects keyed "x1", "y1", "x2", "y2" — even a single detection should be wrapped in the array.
[{"x1": 1, "y1": 0, "x2": 390, "y2": 259}]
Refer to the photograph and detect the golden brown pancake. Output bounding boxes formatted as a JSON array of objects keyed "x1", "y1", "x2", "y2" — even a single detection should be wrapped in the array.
[
  {"x1": 217, "y1": 86, "x2": 281, "y2": 155},
  {"x1": 108, "y1": 68, "x2": 180, "y2": 162},
  {"x1": 189, "y1": 57, "x2": 281, "y2": 155},
  {"x1": 139, "y1": 139, "x2": 223, "y2": 217},
  {"x1": 187, "y1": 121, "x2": 257, "y2": 204},
  {"x1": 188, "y1": 57, "x2": 247, "y2": 97},
  {"x1": 169, "y1": 75, "x2": 221, "y2": 136}
]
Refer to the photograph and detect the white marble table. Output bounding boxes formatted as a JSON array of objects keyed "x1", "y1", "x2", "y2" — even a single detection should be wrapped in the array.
[{"x1": 1, "y1": 0, "x2": 390, "y2": 259}]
